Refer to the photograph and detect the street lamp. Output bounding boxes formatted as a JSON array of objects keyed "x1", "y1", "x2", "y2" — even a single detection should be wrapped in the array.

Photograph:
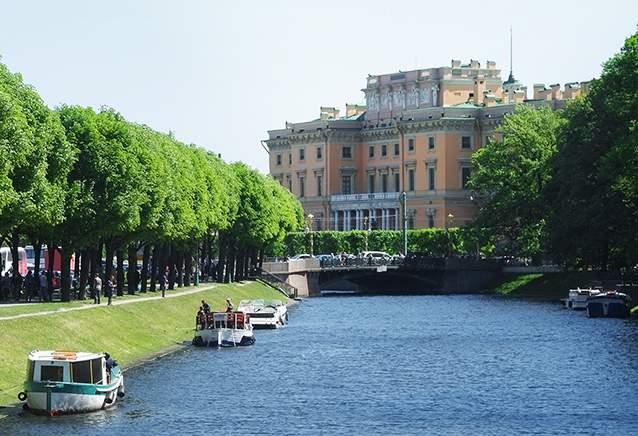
[
  {"x1": 364, "y1": 216, "x2": 370, "y2": 251},
  {"x1": 306, "y1": 214, "x2": 315, "y2": 257},
  {"x1": 400, "y1": 191, "x2": 408, "y2": 256},
  {"x1": 446, "y1": 212, "x2": 455, "y2": 257}
]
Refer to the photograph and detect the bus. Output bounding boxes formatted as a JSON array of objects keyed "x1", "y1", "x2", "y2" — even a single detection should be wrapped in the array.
[{"x1": 0, "y1": 247, "x2": 28, "y2": 276}]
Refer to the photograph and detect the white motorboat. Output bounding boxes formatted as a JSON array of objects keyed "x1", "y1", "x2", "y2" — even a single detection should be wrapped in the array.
[
  {"x1": 237, "y1": 299, "x2": 288, "y2": 329},
  {"x1": 586, "y1": 291, "x2": 632, "y2": 318},
  {"x1": 564, "y1": 288, "x2": 601, "y2": 310},
  {"x1": 19, "y1": 350, "x2": 124, "y2": 416},
  {"x1": 193, "y1": 311, "x2": 255, "y2": 347}
]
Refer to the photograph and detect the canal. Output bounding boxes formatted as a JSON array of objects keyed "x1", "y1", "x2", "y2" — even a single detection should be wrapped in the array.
[{"x1": 4, "y1": 295, "x2": 638, "y2": 435}]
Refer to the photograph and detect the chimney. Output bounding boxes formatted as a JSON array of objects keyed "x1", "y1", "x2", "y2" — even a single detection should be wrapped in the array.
[
  {"x1": 550, "y1": 84, "x2": 562, "y2": 100},
  {"x1": 486, "y1": 60, "x2": 496, "y2": 69},
  {"x1": 473, "y1": 77, "x2": 486, "y2": 105},
  {"x1": 320, "y1": 107, "x2": 340, "y2": 120},
  {"x1": 451, "y1": 59, "x2": 461, "y2": 68},
  {"x1": 346, "y1": 104, "x2": 367, "y2": 118},
  {"x1": 580, "y1": 81, "x2": 592, "y2": 95},
  {"x1": 470, "y1": 59, "x2": 480, "y2": 69},
  {"x1": 484, "y1": 93, "x2": 497, "y2": 107},
  {"x1": 533, "y1": 84, "x2": 551, "y2": 100},
  {"x1": 563, "y1": 82, "x2": 581, "y2": 99},
  {"x1": 513, "y1": 89, "x2": 526, "y2": 104}
]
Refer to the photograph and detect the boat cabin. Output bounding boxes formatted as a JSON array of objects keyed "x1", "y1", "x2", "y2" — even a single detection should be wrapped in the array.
[
  {"x1": 196, "y1": 312, "x2": 250, "y2": 330},
  {"x1": 27, "y1": 351, "x2": 108, "y2": 386}
]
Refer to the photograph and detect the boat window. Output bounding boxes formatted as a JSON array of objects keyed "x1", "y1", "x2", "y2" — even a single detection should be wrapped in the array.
[
  {"x1": 26, "y1": 360, "x2": 35, "y2": 381},
  {"x1": 71, "y1": 360, "x2": 92, "y2": 384},
  {"x1": 41, "y1": 365, "x2": 64, "y2": 382},
  {"x1": 91, "y1": 359, "x2": 103, "y2": 384}
]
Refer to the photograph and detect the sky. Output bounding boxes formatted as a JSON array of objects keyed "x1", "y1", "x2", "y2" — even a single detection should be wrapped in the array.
[{"x1": 1, "y1": 1, "x2": 636, "y2": 173}]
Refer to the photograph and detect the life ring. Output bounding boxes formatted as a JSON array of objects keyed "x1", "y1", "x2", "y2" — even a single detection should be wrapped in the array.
[
  {"x1": 18, "y1": 392, "x2": 27, "y2": 401},
  {"x1": 227, "y1": 313, "x2": 233, "y2": 321}
]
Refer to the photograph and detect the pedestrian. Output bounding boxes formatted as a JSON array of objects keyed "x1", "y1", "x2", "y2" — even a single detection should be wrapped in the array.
[
  {"x1": 92, "y1": 272, "x2": 102, "y2": 305},
  {"x1": 159, "y1": 270, "x2": 167, "y2": 297},
  {"x1": 104, "y1": 274, "x2": 114, "y2": 305},
  {"x1": 24, "y1": 270, "x2": 34, "y2": 303},
  {"x1": 225, "y1": 297, "x2": 233, "y2": 313},
  {"x1": 38, "y1": 271, "x2": 49, "y2": 302},
  {"x1": 201, "y1": 300, "x2": 210, "y2": 313}
]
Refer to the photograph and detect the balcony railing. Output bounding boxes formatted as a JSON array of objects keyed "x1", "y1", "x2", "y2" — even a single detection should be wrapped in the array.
[{"x1": 331, "y1": 192, "x2": 400, "y2": 202}]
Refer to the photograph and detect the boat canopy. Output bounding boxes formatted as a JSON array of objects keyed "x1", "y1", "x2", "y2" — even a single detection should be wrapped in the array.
[{"x1": 28, "y1": 350, "x2": 103, "y2": 363}]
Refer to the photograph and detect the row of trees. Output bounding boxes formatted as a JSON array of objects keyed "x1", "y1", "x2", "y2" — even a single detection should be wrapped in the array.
[
  {"x1": 0, "y1": 60, "x2": 304, "y2": 301},
  {"x1": 468, "y1": 30, "x2": 638, "y2": 270}
]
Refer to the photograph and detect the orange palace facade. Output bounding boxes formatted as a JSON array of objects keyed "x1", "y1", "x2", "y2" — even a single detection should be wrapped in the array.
[{"x1": 266, "y1": 60, "x2": 588, "y2": 231}]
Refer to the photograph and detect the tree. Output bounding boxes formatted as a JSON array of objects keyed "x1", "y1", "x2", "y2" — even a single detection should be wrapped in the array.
[{"x1": 468, "y1": 105, "x2": 564, "y2": 259}]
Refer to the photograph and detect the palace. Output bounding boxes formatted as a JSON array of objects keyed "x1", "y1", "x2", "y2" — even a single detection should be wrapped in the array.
[{"x1": 265, "y1": 59, "x2": 589, "y2": 231}]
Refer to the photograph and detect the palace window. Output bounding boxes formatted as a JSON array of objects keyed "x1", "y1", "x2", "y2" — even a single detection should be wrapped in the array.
[
  {"x1": 276, "y1": 154, "x2": 282, "y2": 166},
  {"x1": 461, "y1": 136, "x2": 472, "y2": 149},
  {"x1": 288, "y1": 153, "x2": 292, "y2": 165},
  {"x1": 382, "y1": 174, "x2": 388, "y2": 193},
  {"x1": 408, "y1": 169, "x2": 415, "y2": 192},
  {"x1": 342, "y1": 146, "x2": 352, "y2": 159},
  {"x1": 368, "y1": 174, "x2": 375, "y2": 193},
  {"x1": 428, "y1": 167, "x2": 436, "y2": 190},
  {"x1": 316, "y1": 146, "x2": 322, "y2": 159},
  {"x1": 368, "y1": 145, "x2": 374, "y2": 158},
  {"x1": 287, "y1": 177, "x2": 292, "y2": 192},
  {"x1": 381, "y1": 144, "x2": 387, "y2": 157},
  {"x1": 461, "y1": 167, "x2": 472, "y2": 189},
  {"x1": 394, "y1": 143, "x2": 400, "y2": 156},
  {"x1": 428, "y1": 136, "x2": 435, "y2": 150},
  {"x1": 394, "y1": 173, "x2": 400, "y2": 192},
  {"x1": 408, "y1": 138, "x2": 415, "y2": 152},
  {"x1": 300, "y1": 177, "x2": 305, "y2": 198},
  {"x1": 342, "y1": 176, "x2": 352, "y2": 195},
  {"x1": 428, "y1": 214, "x2": 435, "y2": 228},
  {"x1": 317, "y1": 175, "x2": 322, "y2": 196},
  {"x1": 299, "y1": 148, "x2": 305, "y2": 161}
]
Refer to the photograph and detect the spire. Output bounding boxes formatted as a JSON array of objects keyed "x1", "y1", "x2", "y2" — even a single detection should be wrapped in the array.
[{"x1": 504, "y1": 26, "x2": 516, "y2": 85}]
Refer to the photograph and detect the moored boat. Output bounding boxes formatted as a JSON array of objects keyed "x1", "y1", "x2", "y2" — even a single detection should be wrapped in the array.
[
  {"x1": 564, "y1": 288, "x2": 601, "y2": 310},
  {"x1": 19, "y1": 350, "x2": 124, "y2": 416},
  {"x1": 586, "y1": 291, "x2": 632, "y2": 318},
  {"x1": 237, "y1": 299, "x2": 288, "y2": 329},
  {"x1": 193, "y1": 311, "x2": 255, "y2": 347}
]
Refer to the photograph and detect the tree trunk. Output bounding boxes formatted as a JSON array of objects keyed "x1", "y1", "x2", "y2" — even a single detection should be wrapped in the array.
[
  {"x1": 60, "y1": 247, "x2": 72, "y2": 302},
  {"x1": 150, "y1": 245, "x2": 158, "y2": 292},
  {"x1": 31, "y1": 238, "x2": 42, "y2": 278},
  {"x1": 184, "y1": 249, "x2": 192, "y2": 286},
  {"x1": 73, "y1": 250, "x2": 80, "y2": 282},
  {"x1": 116, "y1": 248, "x2": 125, "y2": 296},
  {"x1": 141, "y1": 244, "x2": 150, "y2": 292},
  {"x1": 177, "y1": 250, "x2": 184, "y2": 287},
  {"x1": 217, "y1": 233, "x2": 227, "y2": 283},
  {"x1": 11, "y1": 231, "x2": 21, "y2": 299},
  {"x1": 127, "y1": 243, "x2": 137, "y2": 294},
  {"x1": 168, "y1": 246, "x2": 176, "y2": 290},
  {"x1": 105, "y1": 242, "x2": 115, "y2": 285},
  {"x1": 79, "y1": 249, "x2": 90, "y2": 300},
  {"x1": 47, "y1": 243, "x2": 55, "y2": 299}
]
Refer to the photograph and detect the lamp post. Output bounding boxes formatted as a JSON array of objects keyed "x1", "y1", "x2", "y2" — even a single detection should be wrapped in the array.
[
  {"x1": 446, "y1": 212, "x2": 455, "y2": 257},
  {"x1": 306, "y1": 214, "x2": 315, "y2": 257},
  {"x1": 364, "y1": 216, "x2": 370, "y2": 251},
  {"x1": 400, "y1": 191, "x2": 408, "y2": 256}
]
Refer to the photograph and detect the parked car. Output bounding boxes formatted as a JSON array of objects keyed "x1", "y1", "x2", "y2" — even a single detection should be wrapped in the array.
[
  {"x1": 290, "y1": 254, "x2": 312, "y2": 260},
  {"x1": 360, "y1": 251, "x2": 391, "y2": 260}
]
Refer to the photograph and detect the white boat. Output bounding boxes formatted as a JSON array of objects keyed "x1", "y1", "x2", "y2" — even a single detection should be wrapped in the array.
[
  {"x1": 237, "y1": 299, "x2": 288, "y2": 329},
  {"x1": 586, "y1": 291, "x2": 632, "y2": 318},
  {"x1": 193, "y1": 311, "x2": 255, "y2": 347},
  {"x1": 19, "y1": 350, "x2": 124, "y2": 416},
  {"x1": 564, "y1": 288, "x2": 601, "y2": 310}
]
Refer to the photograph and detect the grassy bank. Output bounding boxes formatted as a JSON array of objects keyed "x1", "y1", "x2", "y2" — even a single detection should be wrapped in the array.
[
  {"x1": 0, "y1": 281, "x2": 287, "y2": 407},
  {"x1": 489, "y1": 271, "x2": 600, "y2": 298}
]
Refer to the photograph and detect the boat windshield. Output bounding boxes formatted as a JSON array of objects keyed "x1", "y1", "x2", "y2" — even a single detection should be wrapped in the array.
[{"x1": 41, "y1": 365, "x2": 64, "y2": 382}]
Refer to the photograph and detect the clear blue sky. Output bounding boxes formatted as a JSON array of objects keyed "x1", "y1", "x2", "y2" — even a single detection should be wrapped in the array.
[{"x1": 1, "y1": 1, "x2": 636, "y2": 172}]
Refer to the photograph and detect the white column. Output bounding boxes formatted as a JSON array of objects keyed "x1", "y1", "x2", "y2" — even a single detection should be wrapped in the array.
[
  {"x1": 333, "y1": 210, "x2": 338, "y2": 231},
  {"x1": 395, "y1": 208, "x2": 400, "y2": 230},
  {"x1": 345, "y1": 210, "x2": 351, "y2": 231},
  {"x1": 356, "y1": 210, "x2": 362, "y2": 230},
  {"x1": 369, "y1": 208, "x2": 374, "y2": 229}
]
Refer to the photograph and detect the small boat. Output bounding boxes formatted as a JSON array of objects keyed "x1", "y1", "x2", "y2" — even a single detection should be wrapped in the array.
[
  {"x1": 192, "y1": 311, "x2": 255, "y2": 347},
  {"x1": 237, "y1": 299, "x2": 288, "y2": 329},
  {"x1": 586, "y1": 291, "x2": 632, "y2": 318},
  {"x1": 564, "y1": 288, "x2": 601, "y2": 310},
  {"x1": 19, "y1": 350, "x2": 124, "y2": 416}
]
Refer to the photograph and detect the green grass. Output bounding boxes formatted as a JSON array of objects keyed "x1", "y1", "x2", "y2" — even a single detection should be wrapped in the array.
[
  {"x1": 0, "y1": 281, "x2": 287, "y2": 407},
  {"x1": 488, "y1": 271, "x2": 600, "y2": 298}
]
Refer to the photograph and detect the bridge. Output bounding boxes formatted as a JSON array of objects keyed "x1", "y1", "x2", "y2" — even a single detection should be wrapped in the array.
[{"x1": 259, "y1": 256, "x2": 504, "y2": 298}]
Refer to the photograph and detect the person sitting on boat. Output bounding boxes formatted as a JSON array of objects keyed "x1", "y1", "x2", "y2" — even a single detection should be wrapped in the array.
[
  {"x1": 201, "y1": 300, "x2": 210, "y2": 313},
  {"x1": 196, "y1": 306, "x2": 206, "y2": 329},
  {"x1": 104, "y1": 353, "x2": 118, "y2": 383},
  {"x1": 225, "y1": 298, "x2": 233, "y2": 312}
]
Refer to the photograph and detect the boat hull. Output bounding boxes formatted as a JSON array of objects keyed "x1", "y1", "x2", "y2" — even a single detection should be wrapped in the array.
[
  {"x1": 586, "y1": 298, "x2": 630, "y2": 318},
  {"x1": 193, "y1": 328, "x2": 255, "y2": 347},
  {"x1": 24, "y1": 375, "x2": 124, "y2": 415}
]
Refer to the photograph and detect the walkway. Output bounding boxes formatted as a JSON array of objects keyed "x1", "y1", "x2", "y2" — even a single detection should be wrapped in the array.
[{"x1": 0, "y1": 284, "x2": 218, "y2": 322}]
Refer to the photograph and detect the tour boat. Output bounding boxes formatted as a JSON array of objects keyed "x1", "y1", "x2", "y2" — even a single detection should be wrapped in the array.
[
  {"x1": 192, "y1": 311, "x2": 255, "y2": 347},
  {"x1": 237, "y1": 299, "x2": 288, "y2": 329},
  {"x1": 586, "y1": 291, "x2": 632, "y2": 318},
  {"x1": 564, "y1": 288, "x2": 601, "y2": 310},
  {"x1": 19, "y1": 350, "x2": 124, "y2": 416}
]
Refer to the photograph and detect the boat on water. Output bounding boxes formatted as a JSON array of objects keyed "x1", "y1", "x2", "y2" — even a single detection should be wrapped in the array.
[
  {"x1": 19, "y1": 350, "x2": 124, "y2": 416},
  {"x1": 193, "y1": 311, "x2": 255, "y2": 347},
  {"x1": 586, "y1": 291, "x2": 632, "y2": 318},
  {"x1": 236, "y1": 299, "x2": 288, "y2": 329},
  {"x1": 564, "y1": 288, "x2": 601, "y2": 310}
]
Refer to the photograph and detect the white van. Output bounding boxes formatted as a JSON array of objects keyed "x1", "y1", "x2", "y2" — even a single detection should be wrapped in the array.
[{"x1": 0, "y1": 247, "x2": 28, "y2": 276}]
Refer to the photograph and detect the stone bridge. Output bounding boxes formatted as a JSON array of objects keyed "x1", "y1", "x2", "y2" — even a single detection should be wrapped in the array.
[{"x1": 260, "y1": 257, "x2": 503, "y2": 297}]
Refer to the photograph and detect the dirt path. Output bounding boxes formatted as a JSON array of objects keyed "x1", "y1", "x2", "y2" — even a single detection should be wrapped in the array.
[{"x1": 0, "y1": 284, "x2": 218, "y2": 322}]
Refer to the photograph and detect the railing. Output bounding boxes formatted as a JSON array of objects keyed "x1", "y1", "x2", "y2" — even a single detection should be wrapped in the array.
[
  {"x1": 331, "y1": 192, "x2": 401, "y2": 202},
  {"x1": 317, "y1": 256, "x2": 403, "y2": 269},
  {"x1": 256, "y1": 269, "x2": 299, "y2": 299}
]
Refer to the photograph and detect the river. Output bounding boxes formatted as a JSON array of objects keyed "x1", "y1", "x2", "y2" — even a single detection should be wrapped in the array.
[{"x1": 3, "y1": 294, "x2": 638, "y2": 435}]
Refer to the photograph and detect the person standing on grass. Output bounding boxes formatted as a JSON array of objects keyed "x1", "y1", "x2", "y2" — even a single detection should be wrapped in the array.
[
  {"x1": 25, "y1": 270, "x2": 34, "y2": 303},
  {"x1": 92, "y1": 272, "x2": 102, "y2": 305},
  {"x1": 104, "y1": 274, "x2": 114, "y2": 306},
  {"x1": 38, "y1": 270, "x2": 48, "y2": 302}
]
